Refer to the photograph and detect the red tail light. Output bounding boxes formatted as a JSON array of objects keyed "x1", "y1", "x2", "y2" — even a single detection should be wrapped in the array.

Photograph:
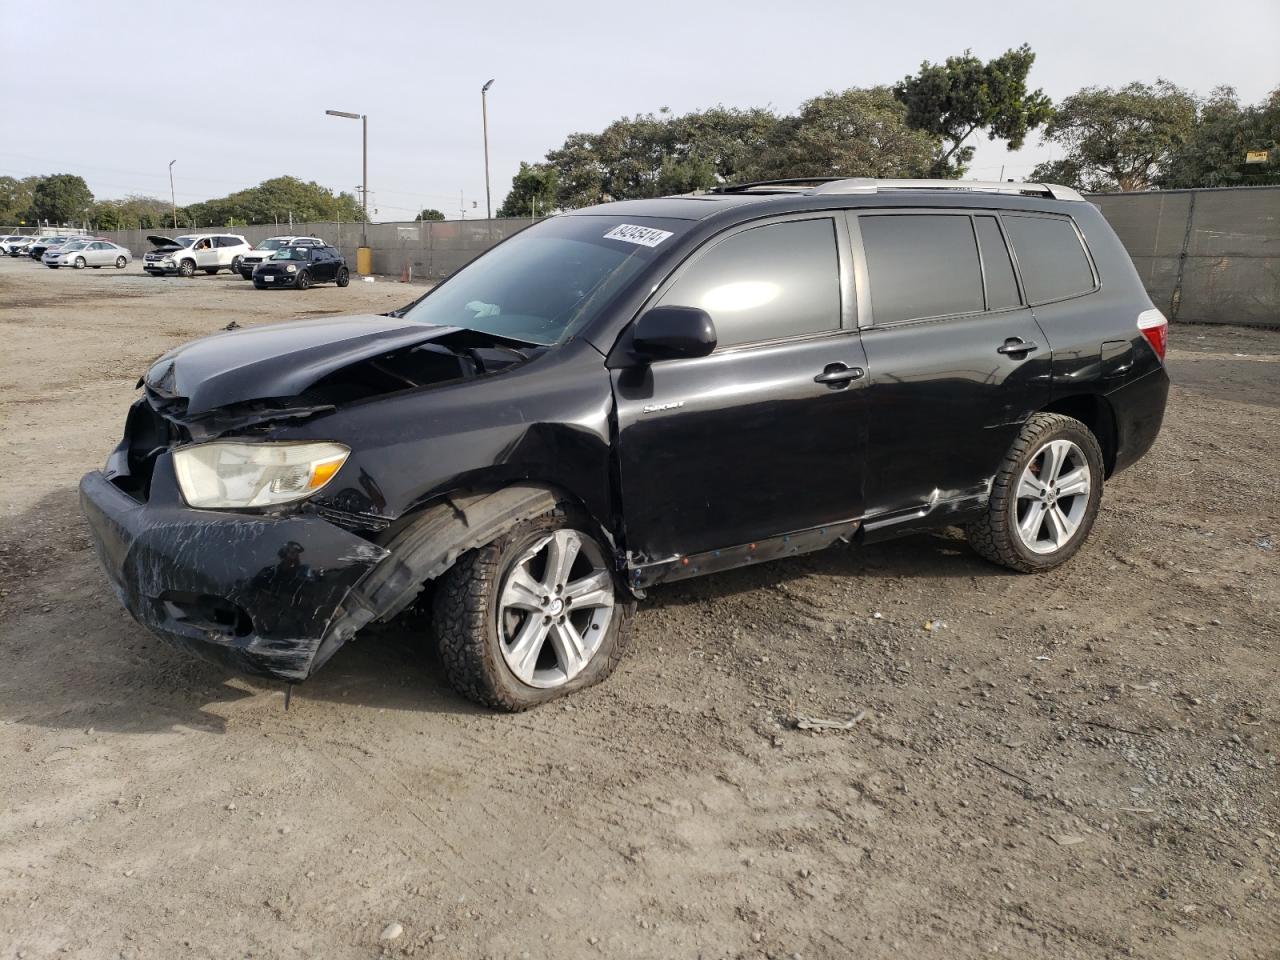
[{"x1": 1137, "y1": 308, "x2": 1168, "y2": 362}]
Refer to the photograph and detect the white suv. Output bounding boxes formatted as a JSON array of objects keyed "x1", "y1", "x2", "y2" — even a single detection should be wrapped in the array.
[{"x1": 143, "y1": 233, "x2": 253, "y2": 278}]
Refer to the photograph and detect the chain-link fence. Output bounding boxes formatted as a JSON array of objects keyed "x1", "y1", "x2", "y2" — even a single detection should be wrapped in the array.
[{"x1": 85, "y1": 218, "x2": 539, "y2": 281}]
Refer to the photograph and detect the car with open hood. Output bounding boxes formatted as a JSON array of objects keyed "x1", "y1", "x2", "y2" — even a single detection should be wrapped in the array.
[
  {"x1": 251, "y1": 244, "x2": 349, "y2": 289},
  {"x1": 80, "y1": 178, "x2": 1170, "y2": 711},
  {"x1": 236, "y1": 236, "x2": 326, "y2": 279},
  {"x1": 143, "y1": 233, "x2": 252, "y2": 277}
]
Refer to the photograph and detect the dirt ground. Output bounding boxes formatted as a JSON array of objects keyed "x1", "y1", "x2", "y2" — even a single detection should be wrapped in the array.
[{"x1": 0, "y1": 255, "x2": 1276, "y2": 960}]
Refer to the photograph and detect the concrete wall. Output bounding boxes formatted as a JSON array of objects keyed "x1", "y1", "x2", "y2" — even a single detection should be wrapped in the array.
[
  {"x1": 92, "y1": 185, "x2": 1280, "y2": 327},
  {"x1": 1089, "y1": 186, "x2": 1280, "y2": 327},
  {"x1": 93, "y1": 218, "x2": 538, "y2": 281}
]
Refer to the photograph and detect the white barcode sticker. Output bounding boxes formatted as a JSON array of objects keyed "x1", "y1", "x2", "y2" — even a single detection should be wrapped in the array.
[{"x1": 603, "y1": 223, "x2": 674, "y2": 248}]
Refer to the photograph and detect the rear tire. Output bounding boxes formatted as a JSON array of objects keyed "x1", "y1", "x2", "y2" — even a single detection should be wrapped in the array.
[
  {"x1": 966, "y1": 413, "x2": 1104, "y2": 573},
  {"x1": 433, "y1": 509, "x2": 633, "y2": 712},
  {"x1": 230, "y1": 255, "x2": 242, "y2": 274}
]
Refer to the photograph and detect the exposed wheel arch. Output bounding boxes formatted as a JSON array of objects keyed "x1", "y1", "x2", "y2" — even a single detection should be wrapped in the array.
[
  {"x1": 1041, "y1": 393, "x2": 1117, "y2": 477},
  {"x1": 350, "y1": 483, "x2": 624, "y2": 630}
]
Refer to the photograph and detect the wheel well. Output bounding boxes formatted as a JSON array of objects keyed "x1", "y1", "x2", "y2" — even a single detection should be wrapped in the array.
[{"x1": 1041, "y1": 394, "x2": 1117, "y2": 476}]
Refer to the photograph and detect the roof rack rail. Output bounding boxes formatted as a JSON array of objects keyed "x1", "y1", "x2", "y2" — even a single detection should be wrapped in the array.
[
  {"x1": 710, "y1": 177, "x2": 1084, "y2": 202},
  {"x1": 811, "y1": 178, "x2": 1085, "y2": 202}
]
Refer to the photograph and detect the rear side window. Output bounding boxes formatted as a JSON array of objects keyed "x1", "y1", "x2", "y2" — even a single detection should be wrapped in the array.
[
  {"x1": 658, "y1": 218, "x2": 840, "y2": 349},
  {"x1": 860, "y1": 214, "x2": 983, "y2": 323},
  {"x1": 974, "y1": 216, "x2": 1021, "y2": 310},
  {"x1": 1002, "y1": 215, "x2": 1095, "y2": 303}
]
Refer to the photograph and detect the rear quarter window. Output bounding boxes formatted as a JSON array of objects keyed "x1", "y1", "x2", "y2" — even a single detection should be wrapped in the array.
[{"x1": 1002, "y1": 214, "x2": 1096, "y2": 304}]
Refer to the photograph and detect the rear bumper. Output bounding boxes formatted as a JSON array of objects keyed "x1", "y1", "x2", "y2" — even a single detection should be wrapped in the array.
[
  {"x1": 1108, "y1": 366, "x2": 1170, "y2": 475},
  {"x1": 79, "y1": 467, "x2": 388, "y2": 681}
]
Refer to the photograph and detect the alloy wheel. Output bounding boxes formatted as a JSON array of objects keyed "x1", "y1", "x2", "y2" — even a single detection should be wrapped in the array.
[
  {"x1": 1013, "y1": 439, "x2": 1092, "y2": 555},
  {"x1": 497, "y1": 529, "x2": 615, "y2": 688}
]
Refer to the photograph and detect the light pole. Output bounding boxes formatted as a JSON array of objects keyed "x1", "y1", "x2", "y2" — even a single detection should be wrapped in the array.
[
  {"x1": 481, "y1": 79, "x2": 495, "y2": 220},
  {"x1": 168, "y1": 160, "x2": 177, "y2": 230},
  {"x1": 325, "y1": 109, "x2": 368, "y2": 247}
]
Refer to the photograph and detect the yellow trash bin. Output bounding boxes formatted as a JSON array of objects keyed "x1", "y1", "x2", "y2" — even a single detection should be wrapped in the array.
[{"x1": 355, "y1": 246, "x2": 372, "y2": 276}]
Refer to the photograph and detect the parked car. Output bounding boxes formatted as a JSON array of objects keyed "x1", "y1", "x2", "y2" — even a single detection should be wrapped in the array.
[
  {"x1": 237, "y1": 236, "x2": 325, "y2": 279},
  {"x1": 252, "y1": 245, "x2": 349, "y2": 289},
  {"x1": 42, "y1": 239, "x2": 90, "y2": 267},
  {"x1": 3, "y1": 236, "x2": 36, "y2": 256},
  {"x1": 28, "y1": 236, "x2": 80, "y2": 260},
  {"x1": 80, "y1": 177, "x2": 1169, "y2": 711},
  {"x1": 45, "y1": 239, "x2": 132, "y2": 270},
  {"x1": 143, "y1": 234, "x2": 252, "y2": 277}
]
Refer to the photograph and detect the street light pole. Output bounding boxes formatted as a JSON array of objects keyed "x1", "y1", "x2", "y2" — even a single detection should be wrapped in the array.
[
  {"x1": 325, "y1": 109, "x2": 368, "y2": 247},
  {"x1": 168, "y1": 160, "x2": 177, "y2": 230},
  {"x1": 482, "y1": 79, "x2": 495, "y2": 220}
]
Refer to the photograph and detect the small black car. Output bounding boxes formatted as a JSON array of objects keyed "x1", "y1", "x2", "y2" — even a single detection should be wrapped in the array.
[
  {"x1": 252, "y1": 245, "x2": 350, "y2": 289},
  {"x1": 81, "y1": 178, "x2": 1169, "y2": 711}
]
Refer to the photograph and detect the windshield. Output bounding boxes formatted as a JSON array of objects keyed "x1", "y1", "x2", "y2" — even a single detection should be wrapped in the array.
[
  {"x1": 258, "y1": 238, "x2": 288, "y2": 251},
  {"x1": 270, "y1": 247, "x2": 313, "y2": 261},
  {"x1": 60, "y1": 241, "x2": 89, "y2": 251},
  {"x1": 174, "y1": 236, "x2": 197, "y2": 248},
  {"x1": 399, "y1": 215, "x2": 686, "y2": 345}
]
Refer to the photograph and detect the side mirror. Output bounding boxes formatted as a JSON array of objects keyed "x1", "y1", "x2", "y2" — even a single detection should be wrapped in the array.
[{"x1": 632, "y1": 306, "x2": 716, "y2": 361}]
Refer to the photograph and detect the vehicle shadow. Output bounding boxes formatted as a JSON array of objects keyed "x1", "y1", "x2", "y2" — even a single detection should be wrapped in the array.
[{"x1": 2, "y1": 486, "x2": 1006, "y2": 734}]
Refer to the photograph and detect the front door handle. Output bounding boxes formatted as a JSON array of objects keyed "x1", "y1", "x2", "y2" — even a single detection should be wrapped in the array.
[
  {"x1": 997, "y1": 338, "x2": 1039, "y2": 357},
  {"x1": 814, "y1": 363, "x2": 865, "y2": 388}
]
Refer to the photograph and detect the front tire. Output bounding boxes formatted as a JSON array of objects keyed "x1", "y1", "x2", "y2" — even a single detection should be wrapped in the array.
[
  {"x1": 967, "y1": 413, "x2": 1104, "y2": 573},
  {"x1": 253, "y1": 280, "x2": 267, "y2": 290},
  {"x1": 295, "y1": 269, "x2": 312, "y2": 290},
  {"x1": 74, "y1": 256, "x2": 86, "y2": 269},
  {"x1": 178, "y1": 259, "x2": 195, "y2": 278},
  {"x1": 115, "y1": 256, "x2": 127, "y2": 269},
  {"x1": 433, "y1": 510, "x2": 633, "y2": 711},
  {"x1": 335, "y1": 266, "x2": 350, "y2": 288}
]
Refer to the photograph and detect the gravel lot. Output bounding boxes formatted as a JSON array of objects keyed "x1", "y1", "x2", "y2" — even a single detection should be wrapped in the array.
[{"x1": 0, "y1": 255, "x2": 1276, "y2": 960}]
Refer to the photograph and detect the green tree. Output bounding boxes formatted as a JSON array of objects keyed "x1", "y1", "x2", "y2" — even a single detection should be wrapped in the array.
[
  {"x1": 745, "y1": 87, "x2": 937, "y2": 180},
  {"x1": 496, "y1": 162, "x2": 560, "y2": 217},
  {"x1": 182, "y1": 176, "x2": 365, "y2": 226},
  {"x1": 894, "y1": 44, "x2": 1053, "y2": 177},
  {"x1": 91, "y1": 195, "x2": 172, "y2": 230},
  {"x1": 1030, "y1": 80, "x2": 1197, "y2": 192},
  {"x1": 1160, "y1": 86, "x2": 1280, "y2": 188},
  {"x1": 29, "y1": 174, "x2": 94, "y2": 225},
  {"x1": 0, "y1": 175, "x2": 39, "y2": 224},
  {"x1": 418, "y1": 207, "x2": 446, "y2": 221}
]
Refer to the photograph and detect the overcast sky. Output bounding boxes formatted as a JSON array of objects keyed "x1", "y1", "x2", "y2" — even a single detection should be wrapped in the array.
[{"x1": 3, "y1": 0, "x2": 1276, "y2": 220}]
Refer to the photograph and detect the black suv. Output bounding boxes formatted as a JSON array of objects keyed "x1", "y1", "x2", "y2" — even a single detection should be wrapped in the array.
[
  {"x1": 252, "y1": 245, "x2": 349, "y2": 289},
  {"x1": 80, "y1": 178, "x2": 1169, "y2": 711}
]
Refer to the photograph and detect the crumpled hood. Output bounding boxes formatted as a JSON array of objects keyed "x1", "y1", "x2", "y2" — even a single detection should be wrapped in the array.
[{"x1": 144, "y1": 315, "x2": 462, "y2": 415}]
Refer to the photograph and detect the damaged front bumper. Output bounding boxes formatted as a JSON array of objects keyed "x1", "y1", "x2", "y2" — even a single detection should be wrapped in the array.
[{"x1": 79, "y1": 464, "x2": 388, "y2": 682}]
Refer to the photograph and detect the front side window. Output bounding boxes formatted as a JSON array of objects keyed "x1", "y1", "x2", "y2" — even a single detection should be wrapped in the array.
[
  {"x1": 861, "y1": 214, "x2": 984, "y2": 324},
  {"x1": 1002, "y1": 214, "x2": 1095, "y2": 304},
  {"x1": 657, "y1": 218, "x2": 840, "y2": 349},
  {"x1": 400, "y1": 214, "x2": 687, "y2": 346}
]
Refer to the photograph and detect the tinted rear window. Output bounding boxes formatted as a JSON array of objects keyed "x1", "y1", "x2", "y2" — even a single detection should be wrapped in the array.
[
  {"x1": 861, "y1": 214, "x2": 983, "y2": 324},
  {"x1": 974, "y1": 216, "x2": 1021, "y2": 310},
  {"x1": 1002, "y1": 214, "x2": 1095, "y2": 303}
]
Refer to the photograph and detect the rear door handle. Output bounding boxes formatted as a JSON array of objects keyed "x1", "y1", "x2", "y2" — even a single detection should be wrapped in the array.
[
  {"x1": 814, "y1": 363, "x2": 865, "y2": 388},
  {"x1": 997, "y1": 338, "x2": 1039, "y2": 357}
]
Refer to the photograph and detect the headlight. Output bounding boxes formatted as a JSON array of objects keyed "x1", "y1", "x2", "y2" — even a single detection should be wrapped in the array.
[
  {"x1": 172, "y1": 441, "x2": 349, "y2": 509},
  {"x1": 286, "y1": 264, "x2": 297, "y2": 273}
]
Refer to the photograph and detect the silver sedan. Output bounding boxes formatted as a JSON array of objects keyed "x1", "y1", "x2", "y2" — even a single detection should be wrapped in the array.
[{"x1": 46, "y1": 239, "x2": 133, "y2": 269}]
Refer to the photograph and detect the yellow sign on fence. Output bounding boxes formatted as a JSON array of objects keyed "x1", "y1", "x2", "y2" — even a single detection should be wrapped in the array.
[{"x1": 1245, "y1": 150, "x2": 1270, "y2": 164}]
